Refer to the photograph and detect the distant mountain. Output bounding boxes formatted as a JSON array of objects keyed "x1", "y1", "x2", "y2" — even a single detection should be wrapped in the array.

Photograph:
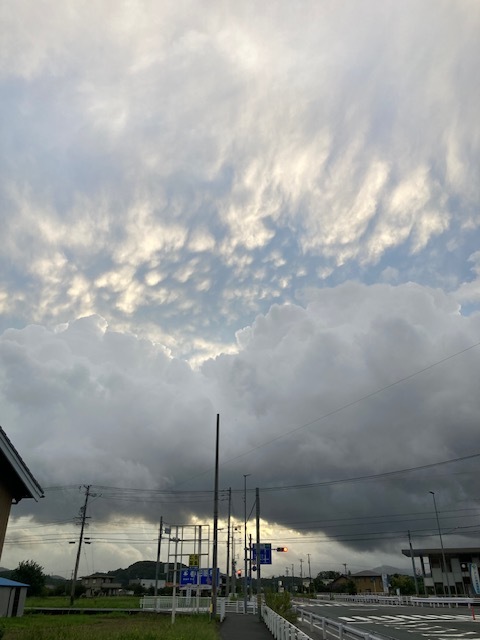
[
  {"x1": 372, "y1": 565, "x2": 413, "y2": 576},
  {"x1": 106, "y1": 560, "x2": 187, "y2": 586}
]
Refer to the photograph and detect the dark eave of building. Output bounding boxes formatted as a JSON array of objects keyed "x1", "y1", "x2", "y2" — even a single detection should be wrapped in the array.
[
  {"x1": 402, "y1": 547, "x2": 480, "y2": 557},
  {"x1": 0, "y1": 425, "x2": 44, "y2": 502}
]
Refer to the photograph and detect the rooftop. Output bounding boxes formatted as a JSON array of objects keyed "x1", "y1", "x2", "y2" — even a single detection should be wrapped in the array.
[{"x1": 0, "y1": 425, "x2": 44, "y2": 503}]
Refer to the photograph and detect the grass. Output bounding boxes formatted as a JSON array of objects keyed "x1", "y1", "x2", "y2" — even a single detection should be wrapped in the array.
[{"x1": 0, "y1": 612, "x2": 219, "y2": 639}]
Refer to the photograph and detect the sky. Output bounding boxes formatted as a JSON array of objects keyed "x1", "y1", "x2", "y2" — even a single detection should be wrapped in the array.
[{"x1": 1, "y1": 0, "x2": 480, "y2": 581}]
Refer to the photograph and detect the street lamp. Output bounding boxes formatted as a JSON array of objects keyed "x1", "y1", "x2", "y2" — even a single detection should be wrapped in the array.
[
  {"x1": 429, "y1": 491, "x2": 451, "y2": 595},
  {"x1": 243, "y1": 474, "x2": 251, "y2": 614}
]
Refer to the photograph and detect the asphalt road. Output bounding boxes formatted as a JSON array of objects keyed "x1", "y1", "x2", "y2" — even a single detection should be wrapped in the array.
[{"x1": 294, "y1": 599, "x2": 480, "y2": 640}]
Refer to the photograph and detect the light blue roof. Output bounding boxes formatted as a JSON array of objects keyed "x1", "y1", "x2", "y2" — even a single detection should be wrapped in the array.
[{"x1": 0, "y1": 577, "x2": 29, "y2": 587}]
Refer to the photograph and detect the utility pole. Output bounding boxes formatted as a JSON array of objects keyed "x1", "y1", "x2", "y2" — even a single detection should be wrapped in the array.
[
  {"x1": 408, "y1": 530, "x2": 419, "y2": 596},
  {"x1": 307, "y1": 554, "x2": 312, "y2": 593},
  {"x1": 243, "y1": 473, "x2": 250, "y2": 614},
  {"x1": 171, "y1": 526, "x2": 179, "y2": 624},
  {"x1": 211, "y1": 414, "x2": 220, "y2": 617},
  {"x1": 154, "y1": 516, "x2": 163, "y2": 597},
  {"x1": 343, "y1": 563, "x2": 347, "y2": 575},
  {"x1": 429, "y1": 491, "x2": 451, "y2": 595},
  {"x1": 256, "y1": 487, "x2": 262, "y2": 621},
  {"x1": 291, "y1": 563, "x2": 295, "y2": 593},
  {"x1": 300, "y1": 558, "x2": 304, "y2": 588},
  {"x1": 249, "y1": 534, "x2": 253, "y2": 599},
  {"x1": 70, "y1": 485, "x2": 91, "y2": 606},
  {"x1": 226, "y1": 488, "x2": 231, "y2": 598}
]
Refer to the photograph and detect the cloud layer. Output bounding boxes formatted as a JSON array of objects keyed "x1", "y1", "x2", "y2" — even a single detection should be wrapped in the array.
[
  {"x1": 1, "y1": 1, "x2": 480, "y2": 363},
  {"x1": 1, "y1": 1, "x2": 480, "y2": 575},
  {"x1": 3, "y1": 284, "x2": 480, "y2": 573}
]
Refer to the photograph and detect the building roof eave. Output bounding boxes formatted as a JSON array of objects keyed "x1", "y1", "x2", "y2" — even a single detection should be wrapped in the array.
[{"x1": 0, "y1": 426, "x2": 44, "y2": 502}]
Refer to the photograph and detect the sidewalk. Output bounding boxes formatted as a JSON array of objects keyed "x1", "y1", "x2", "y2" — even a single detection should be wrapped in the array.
[{"x1": 219, "y1": 613, "x2": 273, "y2": 640}]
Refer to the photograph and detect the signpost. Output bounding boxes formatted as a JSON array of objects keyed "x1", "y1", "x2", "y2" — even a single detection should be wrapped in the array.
[
  {"x1": 189, "y1": 554, "x2": 199, "y2": 567},
  {"x1": 180, "y1": 568, "x2": 219, "y2": 586},
  {"x1": 252, "y1": 543, "x2": 272, "y2": 565}
]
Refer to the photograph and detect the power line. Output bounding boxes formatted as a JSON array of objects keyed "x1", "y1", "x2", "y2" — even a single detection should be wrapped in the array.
[{"x1": 173, "y1": 339, "x2": 480, "y2": 486}]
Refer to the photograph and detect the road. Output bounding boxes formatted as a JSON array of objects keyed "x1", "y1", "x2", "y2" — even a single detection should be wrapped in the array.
[{"x1": 294, "y1": 599, "x2": 480, "y2": 640}]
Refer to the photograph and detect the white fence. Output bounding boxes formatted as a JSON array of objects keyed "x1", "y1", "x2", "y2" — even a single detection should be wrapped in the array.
[
  {"x1": 263, "y1": 604, "x2": 313, "y2": 640},
  {"x1": 140, "y1": 596, "x2": 226, "y2": 620},
  {"x1": 224, "y1": 598, "x2": 258, "y2": 614}
]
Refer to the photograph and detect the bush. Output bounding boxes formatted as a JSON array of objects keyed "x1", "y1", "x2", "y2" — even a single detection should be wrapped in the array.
[
  {"x1": 11, "y1": 560, "x2": 46, "y2": 597},
  {"x1": 264, "y1": 590, "x2": 297, "y2": 623}
]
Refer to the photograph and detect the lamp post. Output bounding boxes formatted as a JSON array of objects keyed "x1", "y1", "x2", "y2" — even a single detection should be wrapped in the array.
[
  {"x1": 429, "y1": 491, "x2": 451, "y2": 595},
  {"x1": 243, "y1": 474, "x2": 251, "y2": 614}
]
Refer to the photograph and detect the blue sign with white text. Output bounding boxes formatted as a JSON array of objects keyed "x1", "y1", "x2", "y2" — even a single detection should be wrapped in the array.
[
  {"x1": 180, "y1": 568, "x2": 220, "y2": 586},
  {"x1": 251, "y1": 543, "x2": 272, "y2": 565}
]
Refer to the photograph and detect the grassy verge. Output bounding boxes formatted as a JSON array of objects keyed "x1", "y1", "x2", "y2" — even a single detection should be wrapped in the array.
[{"x1": 0, "y1": 612, "x2": 219, "y2": 639}]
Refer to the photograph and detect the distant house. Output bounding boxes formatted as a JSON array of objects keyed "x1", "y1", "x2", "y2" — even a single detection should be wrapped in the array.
[
  {"x1": 0, "y1": 426, "x2": 44, "y2": 561},
  {"x1": 0, "y1": 577, "x2": 29, "y2": 617},
  {"x1": 328, "y1": 570, "x2": 386, "y2": 594},
  {"x1": 81, "y1": 574, "x2": 122, "y2": 597},
  {"x1": 129, "y1": 578, "x2": 166, "y2": 590},
  {"x1": 350, "y1": 570, "x2": 385, "y2": 594}
]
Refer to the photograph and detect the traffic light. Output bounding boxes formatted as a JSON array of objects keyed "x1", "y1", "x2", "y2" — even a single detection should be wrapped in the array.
[
  {"x1": 276, "y1": 547, "x2": 288, "y2": 552},
  {"x1": 237, "y1": 570, "x2": 242, "y2": 577}
]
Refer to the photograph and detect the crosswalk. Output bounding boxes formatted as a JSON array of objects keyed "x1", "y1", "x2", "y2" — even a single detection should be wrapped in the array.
[
  {"x1": 336, "y1": 613, "x2": 480, "y2": 639},
  {"x1": 296, "y1": 603, "x2": 480, "y2": 639}
]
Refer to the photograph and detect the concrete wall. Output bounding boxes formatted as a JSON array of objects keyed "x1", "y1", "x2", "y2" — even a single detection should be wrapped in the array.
[
  {"x1": 0, "y1": 483, "x2": 12, "y2": 562},
  {"x1": 0, "y1": 586, "x2": 27, "y2": 617}
]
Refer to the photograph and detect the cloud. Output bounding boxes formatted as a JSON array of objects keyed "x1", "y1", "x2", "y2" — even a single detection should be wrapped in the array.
[
  {"x1": 0, "y1": 1, "x2": 479, "y2": 360},
  {"x1": 1, "y1": 1, "x2": 480, "y2": 574},
  {"x1": 2, "y1": 283, "x2": 480, "y2": 574}
]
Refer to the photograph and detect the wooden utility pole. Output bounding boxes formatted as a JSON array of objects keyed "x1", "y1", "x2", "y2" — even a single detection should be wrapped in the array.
[
  {"x1": 70, "y1": 485, "x2": 91, "y2": 606},
  {"x1": 226, "y1": 488, "x2": 231, "y2": 597},
  {"x1": 408, "y1": 530, "x2": 420, "y2": 596},
  {"x1": 211, "y1": 414, "x2": 220, "y2": 617},
  {"x1": 256, "y1": 487, "x2": 262, "y2": 621},
  {"x1": 154, "y1": 516, "x2": 163, "y2": 596}
]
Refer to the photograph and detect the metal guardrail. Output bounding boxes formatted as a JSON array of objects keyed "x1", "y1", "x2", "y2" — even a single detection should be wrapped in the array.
[
  {"x1": 411, "y1": 597, "x2": 480, "y2": 608},
  {"x1": 317, "y1": 593, "x2": 480, "y2": 608},
  {"x1": 322, "y1": 594, "x2": 407, "y2": 605}
]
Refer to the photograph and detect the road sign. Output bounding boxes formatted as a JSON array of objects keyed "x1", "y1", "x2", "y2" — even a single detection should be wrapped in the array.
[
  {"x1": 251, "y1": 543, "x2": 272, "y2": 565},
  {"x1": 189, "y1": 554, "x2": 199, "y2": 567},
  {"x1": 180, "y1": 567, "x2": 220, "y2": 586}
]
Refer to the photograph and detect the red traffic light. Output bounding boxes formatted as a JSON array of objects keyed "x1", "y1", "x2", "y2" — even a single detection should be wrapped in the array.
[
  {"x1": 276, "y1": 547, "x2": 288, "y2": 552},
  {"x1": 237, "y1": 570, "x2": 242, "y2": 577}
]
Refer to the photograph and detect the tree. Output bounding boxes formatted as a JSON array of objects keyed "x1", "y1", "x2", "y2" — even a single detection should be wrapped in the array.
[
  {"x1": 11, "y1": 560, "x2": 46, "y2": 596},
  {"x1": 390, "y1": 573, "x2": 416, "y2": 595},
  {"x1": 313, "y1": 570, "x2": 341, "y2": 592}
]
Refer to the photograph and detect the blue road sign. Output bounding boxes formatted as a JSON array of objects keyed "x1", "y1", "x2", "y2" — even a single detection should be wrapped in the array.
[
  {"x1": 180, "y1": 567, "x2": 220, "y2": 586},
  {"x1": 252, "y1": 543, "x2": 272, "y2": 565}
]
